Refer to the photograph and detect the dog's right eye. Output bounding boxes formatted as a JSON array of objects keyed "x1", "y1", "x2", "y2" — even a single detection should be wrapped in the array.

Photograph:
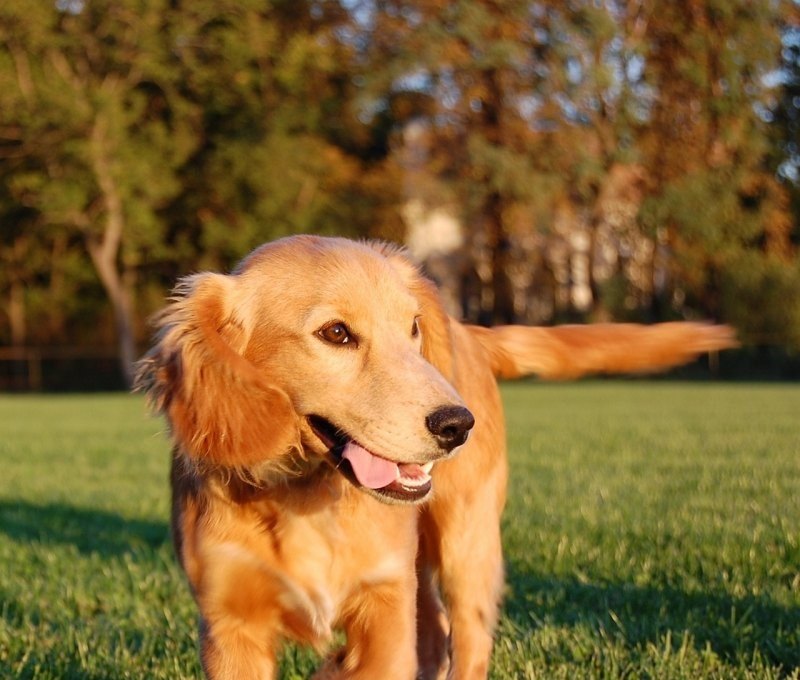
[{"x1": 318, "y1": 321, "x2": 357, "y2": 347}]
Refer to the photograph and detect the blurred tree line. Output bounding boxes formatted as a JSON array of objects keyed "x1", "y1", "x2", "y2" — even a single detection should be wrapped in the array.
[{"x1": 1, "y1": 0, "x2": 799, "y2": 385}]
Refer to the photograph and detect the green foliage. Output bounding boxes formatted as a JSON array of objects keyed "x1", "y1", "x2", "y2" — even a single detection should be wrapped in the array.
[
  {"x1": 639, "y1": 165, "x2": 799, "y2": 341},
  {"x1": 720, "y1": 253, "x2": 800, "y2": 348},
  {"x1": 0, "y1": 0, "x2": 398, "y2": 350},
  {"x1": 1, "y1": 384, "x2": 799, "y2": 678},
  {"x1": 0, "y1": 0, "x2": 799, "y2": 353},
  {"x1": 628, "y1": 0, "x2": 798, "y2": 336}
]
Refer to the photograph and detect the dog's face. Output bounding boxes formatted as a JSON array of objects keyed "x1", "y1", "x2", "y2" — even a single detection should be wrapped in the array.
[{"x1": 137, "y1": 235, "x2": 474, "y2": 504}]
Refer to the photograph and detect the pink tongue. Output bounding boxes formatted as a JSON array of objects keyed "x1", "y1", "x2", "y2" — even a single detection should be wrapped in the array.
[{"x1": 342, "y1": 441, "x2": 399, "y2": 489}]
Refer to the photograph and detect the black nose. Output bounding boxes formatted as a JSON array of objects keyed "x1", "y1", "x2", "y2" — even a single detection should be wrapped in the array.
[{"x1": 425, "y1": 405, "x2": 475, "y2": 452}]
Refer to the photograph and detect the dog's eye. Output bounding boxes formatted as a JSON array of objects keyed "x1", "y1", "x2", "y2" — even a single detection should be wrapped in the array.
[
  {"x1": 318, "y1": 321, "x2": 356, "y2": 347},
  {"x1": 411, "y1": 316, "x2": 421, "y2": 339}
]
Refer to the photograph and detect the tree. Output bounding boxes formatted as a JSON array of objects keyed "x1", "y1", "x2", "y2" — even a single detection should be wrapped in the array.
[
  {"x1": 770, "y1": 1, "x2": 800, "y2": 232},
  {"x1": 1, "y1": 0, "x2": 799, "y2": 379},
  {"x1": 637, "y1": 0, "x2": 799, "y2": 345},
  {"x1": 155, "y1": 0, "x2": 401, "y2": 276},
  {"x1": 0, "y1": 0, "x2": 198, "y2": 384},
  {"x1": 364, "y1": 0, "x2": 799, "y2": 343},
  {"x1": 0, "y1": 1, "x2": 395, "y2": 382},
  {"x1": 366, "y1": 0, "x2": 572, "y2": 323}
]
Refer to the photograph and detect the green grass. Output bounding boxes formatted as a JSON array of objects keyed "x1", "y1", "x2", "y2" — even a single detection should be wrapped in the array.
[{"x1": 0, "y1": 384, "x2": 798, "y2": 679}]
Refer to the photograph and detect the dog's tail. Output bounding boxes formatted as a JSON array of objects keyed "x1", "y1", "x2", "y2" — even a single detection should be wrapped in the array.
[{"x1": 467, "y1": 322, "x2": 738, "y2": 380}]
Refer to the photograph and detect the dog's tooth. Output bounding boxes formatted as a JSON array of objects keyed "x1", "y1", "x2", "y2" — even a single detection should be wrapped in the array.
[{"x1": 421, "y1": 462, "x2": 434, "y2": 474}]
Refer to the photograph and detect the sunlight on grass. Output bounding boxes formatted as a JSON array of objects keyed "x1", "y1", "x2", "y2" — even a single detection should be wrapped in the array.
[
  {"x1": 0, "y1": 384, "x2": 798, "y2": 678},
  {"x1": 499, "y1": 382, "x2": 800, "y2": 679}
]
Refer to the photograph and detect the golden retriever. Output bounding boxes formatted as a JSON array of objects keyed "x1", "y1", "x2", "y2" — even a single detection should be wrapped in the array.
[{"x1": 136, "y1": 235, "x2": 735, "y2": 679}]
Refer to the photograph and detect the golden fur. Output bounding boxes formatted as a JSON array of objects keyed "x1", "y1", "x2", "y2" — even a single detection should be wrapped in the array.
[{"x1": 136, "y1": 235, "x2": 736, "y2": 679}]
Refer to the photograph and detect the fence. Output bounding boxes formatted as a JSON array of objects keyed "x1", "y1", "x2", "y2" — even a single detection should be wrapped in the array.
[
  {"x1": 0, "y1": 343, "x2": 797, "y2": 392},
  {"x1": 0, "y1": 347, "x2": 127, "y2": 391}
]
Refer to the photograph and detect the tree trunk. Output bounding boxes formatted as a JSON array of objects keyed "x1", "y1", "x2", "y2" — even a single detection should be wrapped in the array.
[
  {"x1": 587, "y1": 212, "x2": 602, "y2": 319},
  {"x1": 87, "y1": 241, "x2": 137, "y2": 387},
  {"x1": 8, "y1": 235, "x2": 28, "y2": 346},
  {"x1": 486, "y1": 191, "x2": 515, "y2": 325},
  {"x1": 87, "y1": 117, "x2": 137, "y2": 388},
  {"x1": 479, "y1": 68, "x2": 515, "y2": 326},
  {"x1": 47, "y1": 233, "x2": 68, "y2": 338},
  {"x1": 8, "y1": 278, "x2": 26, "y2": 346}
]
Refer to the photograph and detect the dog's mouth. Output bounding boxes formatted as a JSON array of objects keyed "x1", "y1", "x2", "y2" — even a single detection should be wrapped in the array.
[{"x1": 307, "y1": 415, "x2": 434, "y2": 503}]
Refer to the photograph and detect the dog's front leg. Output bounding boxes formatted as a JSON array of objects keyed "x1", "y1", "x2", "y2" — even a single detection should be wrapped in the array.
[
  {"x1": 420, "y1": 454, "x2": 507, "y2": 680},
  {"x1": 199, "y1": 614, "x2": 278, "y2": 679},
  {"x1": 196, "y1": 556, "x2": 284, "y2": 680},
  {"x1": 415, "y1": 559, "x2": 450, "y2": 680},
  {"x1": 195, "y1": 541, "x2": 329, "y2": 680},
  {"x1": 316, "y1": 578, "x2": 418, "y2": 680}
]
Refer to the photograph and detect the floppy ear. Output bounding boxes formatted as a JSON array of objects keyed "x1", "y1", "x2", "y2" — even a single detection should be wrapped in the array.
[
  {"x1": 135, "y1": 273, "x2": 300, "y2": 468},
  {"x1": 371, "y1": 243, "x2": 455, "y2": 381},
  {"x1": 407, "y1": 273, "x2": 456, "y2": 381}
]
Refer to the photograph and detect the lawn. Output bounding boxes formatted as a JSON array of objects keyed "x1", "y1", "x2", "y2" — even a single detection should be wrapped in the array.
[{"x1": 0, "y1": 383, "x2": 798, "y2": 679}]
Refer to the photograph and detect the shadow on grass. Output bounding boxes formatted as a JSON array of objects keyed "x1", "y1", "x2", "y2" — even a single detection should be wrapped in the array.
[
  {"x1": 0, "y1": 498, "x2": 170, "y2": 557},
  {"x1": 504, "y1": 556, "x2": 800, "y2": 670}
]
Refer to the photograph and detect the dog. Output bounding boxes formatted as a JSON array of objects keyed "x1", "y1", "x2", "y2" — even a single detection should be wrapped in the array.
[{"x1": 136, "y1": 235, "x2": 735, "y2": 679}]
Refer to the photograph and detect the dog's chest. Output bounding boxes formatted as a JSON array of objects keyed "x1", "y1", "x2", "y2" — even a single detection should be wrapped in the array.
[{"x1": 261, "y1": 498, "x2": 417, "y2": 641}]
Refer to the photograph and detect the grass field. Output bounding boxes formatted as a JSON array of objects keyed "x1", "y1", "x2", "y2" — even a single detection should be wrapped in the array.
[{"x1": 0, "y1": 383, "x2": 798, "y2": 679}]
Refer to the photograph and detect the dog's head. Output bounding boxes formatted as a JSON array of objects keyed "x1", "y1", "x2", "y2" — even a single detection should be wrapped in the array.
[{"x1": 136, "y1": 235, "x2": 473, "y2": 504}]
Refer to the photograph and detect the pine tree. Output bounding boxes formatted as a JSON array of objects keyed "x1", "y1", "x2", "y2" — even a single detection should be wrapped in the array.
[
  {"x1": 0, "y1": 1, "x2": 390, "y2": 373},
  {"x1": 637, "y1": 0, "x2": 799, "y2": 345}
]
